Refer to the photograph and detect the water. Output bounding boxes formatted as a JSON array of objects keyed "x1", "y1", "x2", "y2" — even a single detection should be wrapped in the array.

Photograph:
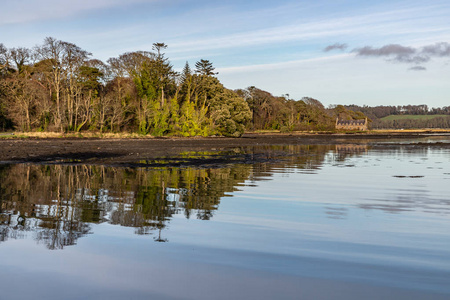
[{"x1": 0, "y1": 141, "x2": 449, "y2": 300}]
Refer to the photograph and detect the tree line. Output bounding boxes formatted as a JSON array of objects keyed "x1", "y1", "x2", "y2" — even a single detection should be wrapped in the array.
[
  {"x1": 345, "y1": 104, "x2": 450, "y2": 120},
  {"x1": 345, "y1": 105, "x2": 450, "y2": 129},
  {"x1": 0, "y1": 38, "x2": 252, "y2": 136},
  {"x1": 1, "y1": 37, "x2": 375, "y2": 135},
  {"x1": 371, "y1": 116, "x2": 450, "y2": 129},
  {"x1": 236, "y1": 87, "x2": 367, "y2": 131}
]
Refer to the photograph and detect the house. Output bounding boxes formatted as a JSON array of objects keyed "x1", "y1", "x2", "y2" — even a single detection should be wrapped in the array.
[{"x1": 335, "y1": 118, "x2": 368, "y2": 131}]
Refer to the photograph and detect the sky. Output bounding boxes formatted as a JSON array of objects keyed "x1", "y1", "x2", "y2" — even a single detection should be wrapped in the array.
[{"x1": 1, "y1": 0, "x2": 449, "y2": 107}]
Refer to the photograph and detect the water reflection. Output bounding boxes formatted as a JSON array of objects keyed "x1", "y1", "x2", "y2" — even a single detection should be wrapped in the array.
[
  {"x1": 0, "y1": 164, "x2": 255, "y2": 248},
  {"x1": 0, "y1": 142, "x2": 448, "y2": 250},
  {"x1": 360, "y1": 190, "x2": 450, "y2": 215},
  {"x1": 1, "y1": 142, "x2": 450, "y2": 299},
  {"x1": 0, "y1": 145, "x2": 338, "y2": 249}
]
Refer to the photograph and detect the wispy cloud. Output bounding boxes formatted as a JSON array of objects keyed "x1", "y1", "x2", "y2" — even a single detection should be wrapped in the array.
[
  {"x1": 355, "y1": 44, "x2": 415, "y2": 57},
  {"x1": 218, "y1": 54, "x2": 352, "y2": 74},
  {"x1": 409, "y1": 66, "x2": 427, "y2": 71},
  {"x1": 166, "y1": 2, "x2": 450, "y2": 55},
  {"x1": 0, "y1": 0, "x2": 153, "y2": 25},
  {"x1": 353, "y1": 42, "x2": 450, "y2": 68},
  {"x1": 353, "y1": 44, "x2": 428, "y2": 64},
  {"x1": 323, "y1": 43, "x2": 348, "y2": 52},
  {"x1": 422, "y1": 42, "x2": 450, "y2": 56}
]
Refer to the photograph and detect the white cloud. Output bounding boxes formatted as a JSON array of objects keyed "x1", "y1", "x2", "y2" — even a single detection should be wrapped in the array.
[
  {"x1": 0, "y1": 0, "x2": 154, "y2": 25},
  {"x1": 1, "y1": 0, "x2": 449, "y2": 107},
  {"x1": 166, "y1": 2, "x2": 450, "y2": 54},
  {"x1": 218, "y1": 54, "x2": 352, "y2": 74},
  {"x1": 217, "y1": 53, "x2": 450, "y2": 107}
]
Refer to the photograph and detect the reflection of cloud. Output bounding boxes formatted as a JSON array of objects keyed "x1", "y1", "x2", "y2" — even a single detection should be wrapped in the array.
[
  {"x1": 359, "y1": 192, "x2": 450, "y2": 216},
  {"x1": 324, "y1": 207, "x2": 348, "y2": 220}
]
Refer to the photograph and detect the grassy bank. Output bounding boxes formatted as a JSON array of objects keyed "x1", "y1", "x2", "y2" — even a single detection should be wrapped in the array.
[
  {"x1": 380, "y1": 115, "x2": 448, "y2": 121},
  {"x1": 1, "y1": 128, "x2": 449, "y2": 140}
]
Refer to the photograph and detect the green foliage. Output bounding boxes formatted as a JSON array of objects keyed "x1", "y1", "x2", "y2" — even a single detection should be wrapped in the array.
[
  {"x1": 181, "y1": 61, "x2": 192, "y2": 83},
  {"x1": 168, "y1": 96, "x2": 181, "y2": 134},
  {"x1": 0, "y1": 99, "x2": 13, "y2": 131},
  {"x1": 78, "y1": 66, "x2": 103, "y2": 93},
  {"x1": 240, "y1": 88, "x2": 336, "y2": 132},
  {"x1": 195, "y1": 59, "x2": 217, "y2": 76},
  {"x1": 179, "y1": 99, "x2": 210, "y2": 136},
  {"x1": 210, "y1": 89, "x2": 252, "y2": 137},
  {"x1": 149, "y1": 98, "x2": 170, "y2": 136}
]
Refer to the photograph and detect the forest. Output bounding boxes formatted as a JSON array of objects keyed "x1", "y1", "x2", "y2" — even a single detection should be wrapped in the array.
[{"x1": 1, "y1": 37, "x2": 448, "y2": 135}]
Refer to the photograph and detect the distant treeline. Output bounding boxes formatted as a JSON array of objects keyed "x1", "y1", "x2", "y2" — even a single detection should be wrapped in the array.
[
  {"x1": 345, "y1": 105, "x2": 450, "y2": 129},
  {"x1": 236, "y1": 88, "x2": 366, "y2": 131},
  {"x1": 345, "y1": 104, "x2": 450, "y2": 119},
  {"x1": 0, "y1": 37, "x2": 371, "y2": 135},
  {"x1": 372, "y1": 116, "x2": 450, "y2": 129}
]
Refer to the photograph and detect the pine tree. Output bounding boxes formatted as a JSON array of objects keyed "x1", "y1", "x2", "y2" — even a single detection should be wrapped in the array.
[
  {"x1": 195, "y1": 59, "x2": 217, "y2": 76},
  {"x1": 181, "y1": 61, "x2": 191, "y2": 83}
]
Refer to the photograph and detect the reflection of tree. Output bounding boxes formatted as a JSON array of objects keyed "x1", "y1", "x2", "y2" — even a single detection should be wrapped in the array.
[
  {"x1": 0, "y1": 144, "x2": 359, "y2": 249},
  {"x1": 246, "y1": 144, "x2": 335, "y2": 179},
  {"x1": 0, "y1": 162, "x2": 255, "y2": 248},
  {"x1": 0, "y1": 164, "x2": 96, "y2": 249},
  {"x1": 35, "y1": 219, "x2": 91, "y2": 250}
]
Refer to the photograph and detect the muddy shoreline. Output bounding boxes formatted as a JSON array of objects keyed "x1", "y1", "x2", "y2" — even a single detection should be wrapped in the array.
[{"x1": 1, "y1": 132, "x2": 449, "y2": 167}]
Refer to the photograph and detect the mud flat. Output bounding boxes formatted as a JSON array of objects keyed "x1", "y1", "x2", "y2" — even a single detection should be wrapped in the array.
[{"x1": 0, "y1": 132, "x2": 449, "y2": 166}]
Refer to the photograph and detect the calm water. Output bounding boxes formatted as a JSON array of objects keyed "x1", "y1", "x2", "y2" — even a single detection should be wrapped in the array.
[{"x1": 0, "y1": 140, "x2": 449, "y2": 300}]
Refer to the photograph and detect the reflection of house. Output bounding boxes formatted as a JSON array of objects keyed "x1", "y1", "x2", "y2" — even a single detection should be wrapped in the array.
[
  {"x1": 335, "y1": 144, "x2": 368, "y2": 155},
  {"x1": 335, "y1": 118, "x2": 368, "y2": 131}
]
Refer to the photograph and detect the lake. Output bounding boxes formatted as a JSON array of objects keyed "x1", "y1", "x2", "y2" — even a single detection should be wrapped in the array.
[{"x1": 0, "y1": 138, "x2": 449, "y2": 300}]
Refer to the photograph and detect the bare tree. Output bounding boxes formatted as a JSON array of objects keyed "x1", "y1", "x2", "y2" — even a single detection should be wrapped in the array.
[{"x1": 34, "y1": 37, "x2": 91, "y2": 132}]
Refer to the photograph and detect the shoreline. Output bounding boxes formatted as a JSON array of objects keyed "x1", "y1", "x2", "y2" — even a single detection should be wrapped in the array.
[{"x1": 1, "y1": 132, "x2": 449, "y2": 166}]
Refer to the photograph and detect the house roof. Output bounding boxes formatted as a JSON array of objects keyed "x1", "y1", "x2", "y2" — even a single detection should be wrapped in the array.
[{"x1": 336, "y1": 119, "x2": 366, "y2": 126}]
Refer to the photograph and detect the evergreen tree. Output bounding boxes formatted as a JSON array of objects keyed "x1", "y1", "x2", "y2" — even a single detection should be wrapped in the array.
[
  {"x1": 195, "y1": 59, "x2": 217, "y2": 76},
  {"x1": 181, "y1": 61, "x2": 191, "y2": 81}
]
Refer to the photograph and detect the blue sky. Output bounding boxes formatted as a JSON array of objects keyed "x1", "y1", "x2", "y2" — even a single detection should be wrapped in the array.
[{"x1": 1, "y1": 0, "x2": 449, "y2": 107}]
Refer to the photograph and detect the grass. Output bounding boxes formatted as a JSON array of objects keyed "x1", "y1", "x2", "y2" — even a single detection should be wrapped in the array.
[
  {"x1": 0, "y1": 131, "x2": 160, "y2": 139},
  {"x1": 1, "y1": 128, "x2": 449, "y2": 140},
  {"x1": 380, "y1": 114, "x2": 449, "y2": 121},
  {"x1": 371, "y1": 129, "x2": 450, "y2": 133}
]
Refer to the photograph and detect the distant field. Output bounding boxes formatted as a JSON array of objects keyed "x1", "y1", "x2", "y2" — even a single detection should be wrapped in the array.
[{"x1": 380, "y1": 114, "x2": 449, "y2": 121}]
